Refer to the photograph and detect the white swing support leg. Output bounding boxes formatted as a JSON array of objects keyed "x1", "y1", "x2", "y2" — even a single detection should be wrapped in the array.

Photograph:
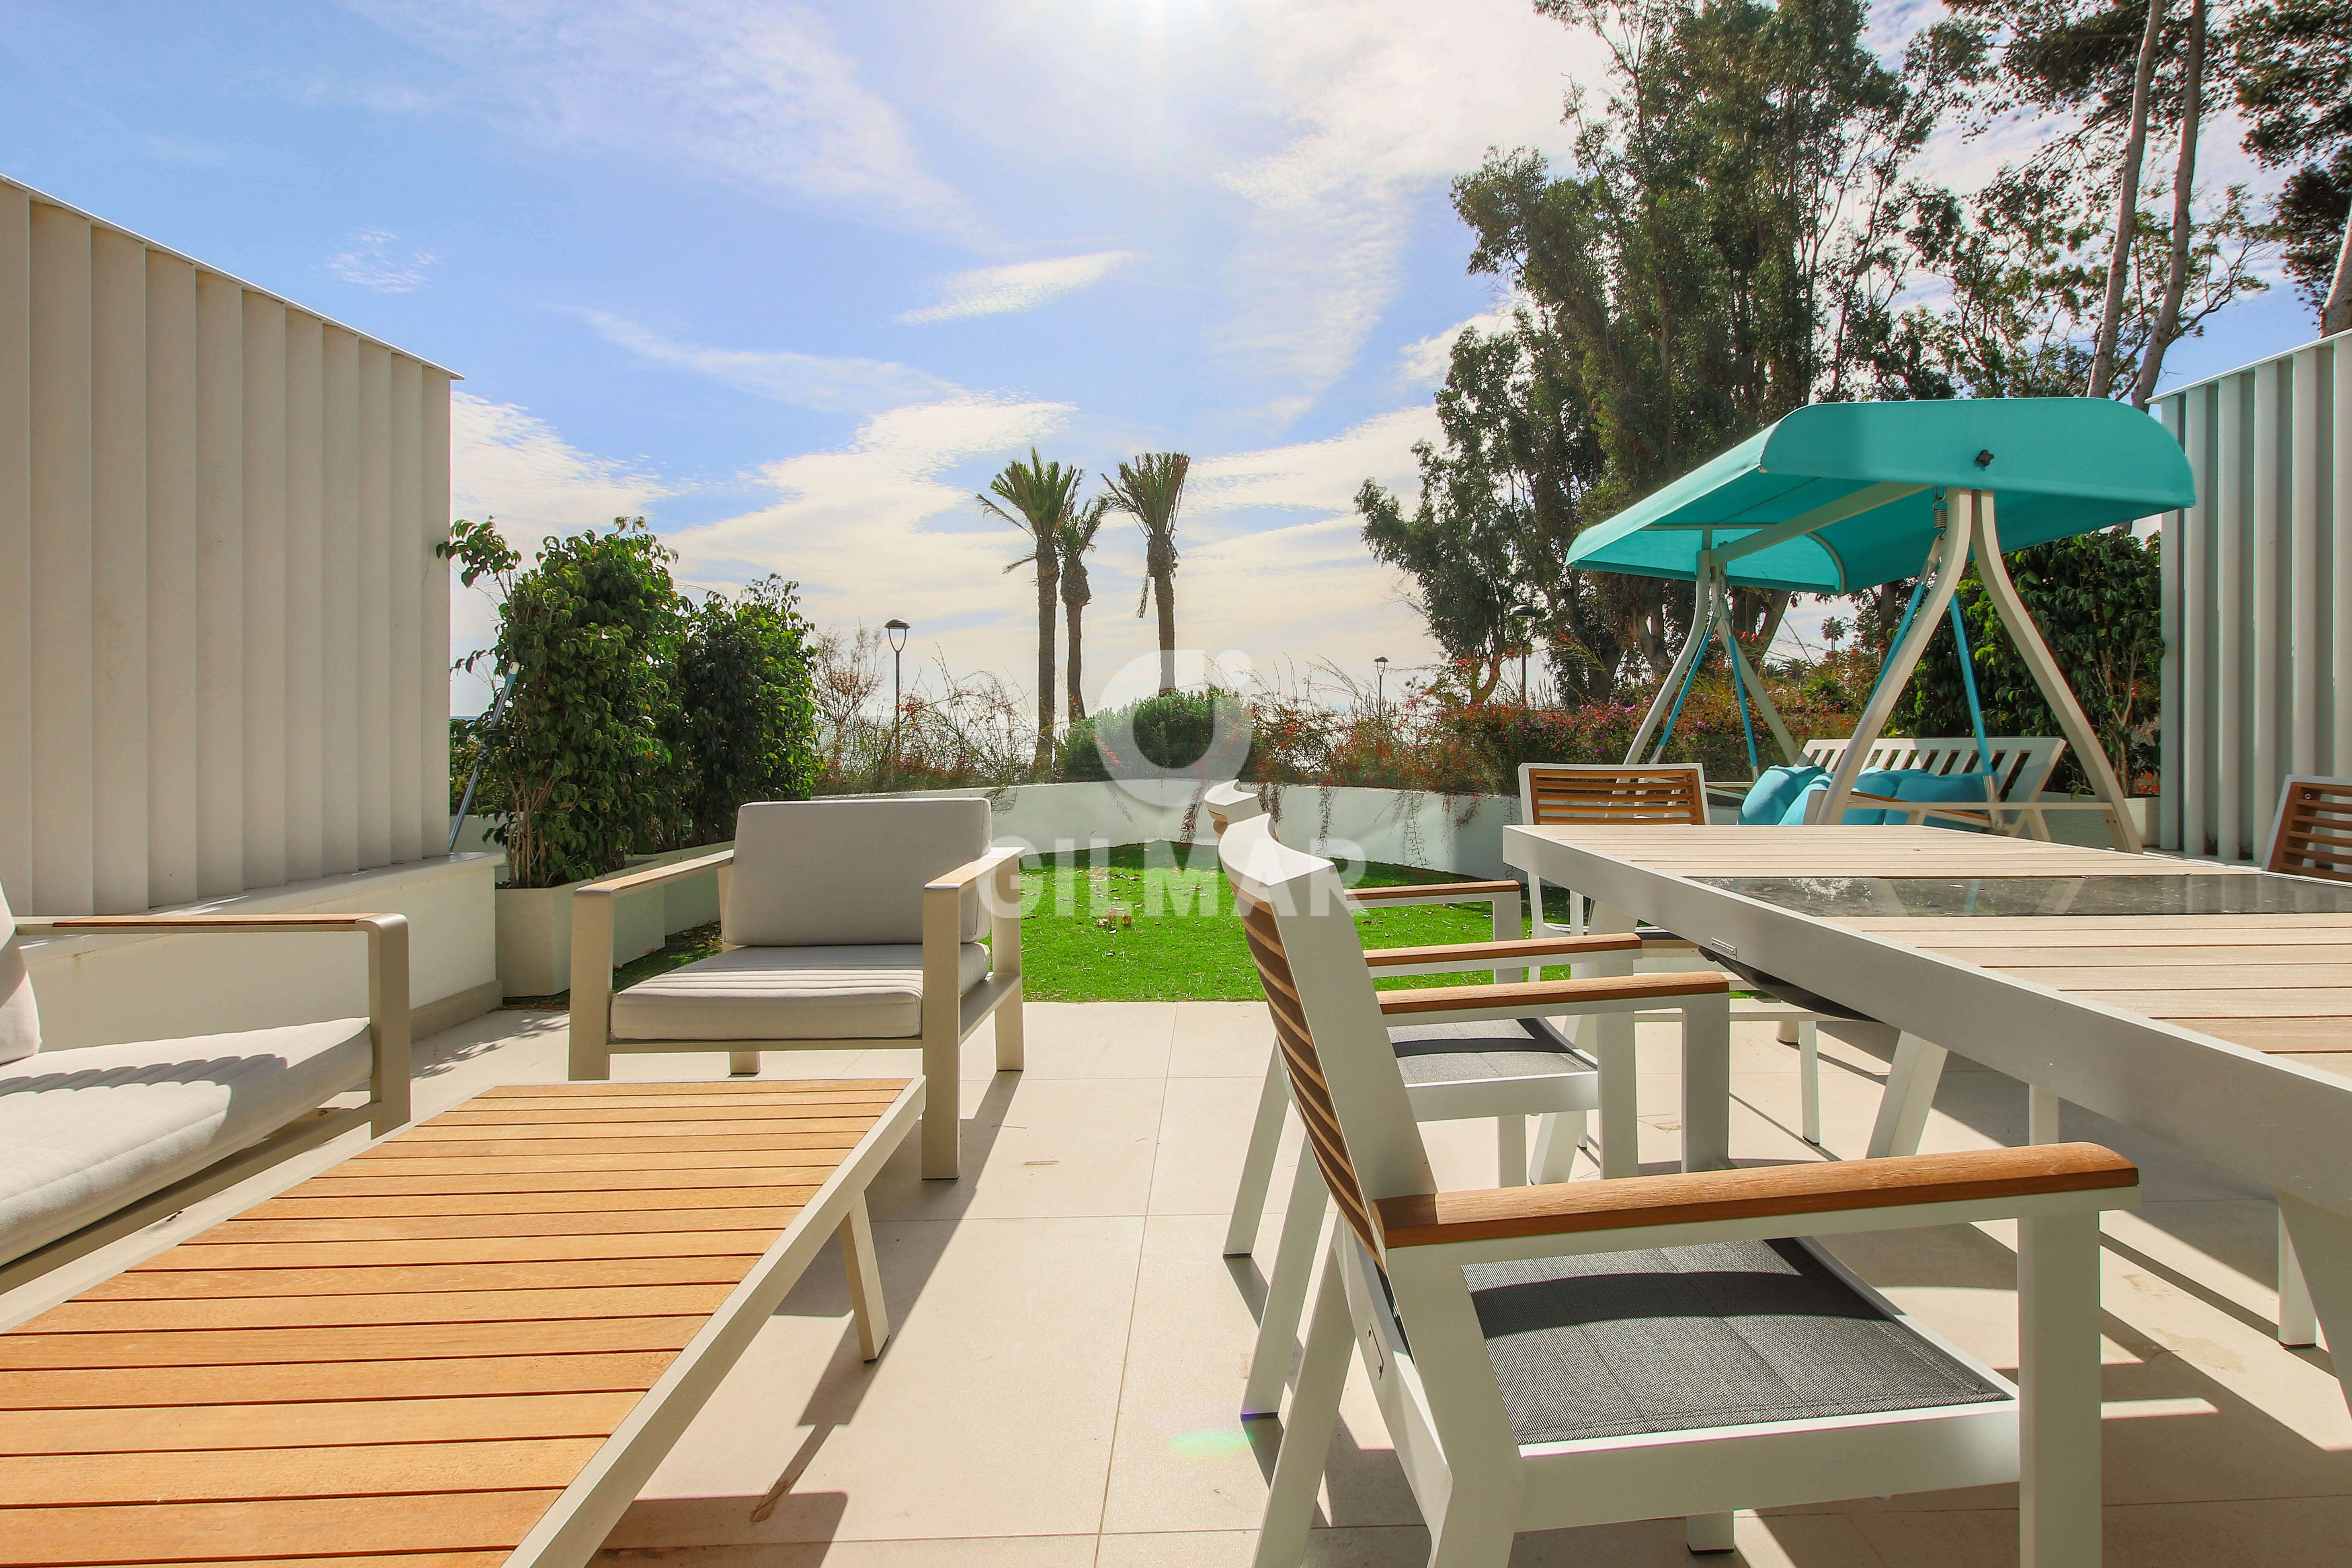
[{"x1": 1819, "y1": 502, "x2": 1974, "y2": 822}]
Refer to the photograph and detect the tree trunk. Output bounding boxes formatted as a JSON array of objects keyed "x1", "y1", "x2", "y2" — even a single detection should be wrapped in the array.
[
  {"x1": 1033, "y1": 553, "x2": 1058, "y2": 775},
  {"x1": 2135, "y1": 0, "x2": 2203, "y2": 409},
  {"x1": 1154, "y1": 569, "x2": 1177, "y2": 694},
  {"x1": 1064, "y1": 588, "x2": 1087, "y2": 722},
  {"x1": 2325, "y1": 213, "x2": 2352, "y2": 338},
  {"x1": 2090, "y1": 0, "x2": 2167, "y2": 398}
]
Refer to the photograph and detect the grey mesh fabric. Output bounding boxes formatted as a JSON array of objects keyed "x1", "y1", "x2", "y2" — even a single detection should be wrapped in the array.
[
  {"x1": 0, "y1": 1019, "x2": 371, "y2": 1265},
  {"x1": 1465, "y1": 1238, "x2": 2007, "y2": 1445},
  {"x1": 1388, "y1": 1017, "x2": 1587, "y2": 1086},
  {"x1": 726, "y1": 799, "x2": 989, "y2": 948},
  {"x1": 609, "y1": 943, "x2": 991, "y2": 1041},
  {"x1": 0, "y1": 879, "x2": 36, "y2": 1064}
]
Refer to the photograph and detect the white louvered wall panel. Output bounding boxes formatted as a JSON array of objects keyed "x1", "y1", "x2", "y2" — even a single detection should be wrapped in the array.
[
  {"x1": 0, "y1": 174, "x2": 457, "y2": 916},
  {"x1": 2158, "y1": 329, "x2": 2352, "y2": 861}
]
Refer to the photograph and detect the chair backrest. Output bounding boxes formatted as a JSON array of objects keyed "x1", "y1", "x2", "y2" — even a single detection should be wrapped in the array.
[
  {"x1": 0, "y1": 879, "x2": 39, "y2": 1064},
  {"x1": 1220, "y1": 816, "x2": 1431, "y2": 1260},
  {"x1": 2265, "y1": 776, "x2": 2352, "y2": 882},
  {"x1": 1800, "y1": 735, "x2": 2066, "y2": 804},
  {"x1": 1518, "y1": 763, "x2": 1707, "y2": 828},
  {"x1": 725, "y1": 798, "x2": 990, "y2": 947}
]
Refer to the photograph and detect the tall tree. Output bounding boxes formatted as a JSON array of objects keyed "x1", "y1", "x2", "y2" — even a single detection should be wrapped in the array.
[
  {"x1": 2234, "y1": 0, "x2": 2352, "y2": 330},
  {"x1": 1052, "y1": 499, "x2": 1108, "y2": 720},
  {"x1": 2090, "y1": 0, "x2": 2168, "y2": 396},
  {"x1": 2135, "y1": 0, "x2": 2205, "y2": 405},
  {"x1": 981, "y1": 449, "x2": 1087, "y2": 773},
  {"x1": 1102, "y1": 453, "x2": 1190, "y2": 695}
]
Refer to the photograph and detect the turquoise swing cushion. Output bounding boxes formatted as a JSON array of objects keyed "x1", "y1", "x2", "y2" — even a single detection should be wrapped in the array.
[
  {"x1": 1780, "y1": 770, "x2": 1910, "y2": 825},
  {"x1": 1891, "y1": 770, "x2": 2000, "y2": 832},
  {"x1": 1740, "y1": 765, "x2": 1826, "y2": 825}
]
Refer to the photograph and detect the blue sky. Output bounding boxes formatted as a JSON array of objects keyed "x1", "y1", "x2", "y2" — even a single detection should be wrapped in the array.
[{"x1": 0, "y1": 0, "x2": 2317, "y2": 714}]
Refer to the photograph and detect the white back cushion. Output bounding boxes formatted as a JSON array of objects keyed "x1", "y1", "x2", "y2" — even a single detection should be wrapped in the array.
[
  {"x1": 726, "y1": 799, "x2": 991, "y2": 948},
  {"x1": 0, "y1": 880, "x2": 40, "y2": 1064}
]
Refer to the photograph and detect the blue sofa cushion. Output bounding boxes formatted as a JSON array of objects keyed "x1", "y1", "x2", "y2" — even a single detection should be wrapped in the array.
[
  {"x1": 1891, "y1": 769, "x2": 1999, "y2": 832},
  {"x1": 1740, "y1": 765, "x2": 1826, "y2": 826},
  {"x1": 1782, "y1": 769, "x2": 1910, "y2": 825}
]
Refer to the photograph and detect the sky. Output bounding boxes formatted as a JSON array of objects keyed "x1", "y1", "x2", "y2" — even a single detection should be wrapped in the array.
[{"x1": 0, "y1": 0, "x2": 2319, "y2": 716}]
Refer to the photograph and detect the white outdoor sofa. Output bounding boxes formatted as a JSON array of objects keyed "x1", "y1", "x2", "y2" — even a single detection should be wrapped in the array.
[{"x1": 0, "y1": 886, "x2": 411, "y2": 1292}]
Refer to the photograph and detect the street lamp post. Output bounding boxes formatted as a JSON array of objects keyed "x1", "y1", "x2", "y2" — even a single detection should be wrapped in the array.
[
  {"x1": 884, "y1": 618, "x2": 910, "y2": 771},
  {"x1": 1509, "y1": 604, "x2": 1539, "y2": 705},
  {"x1": 1373, "y1": 655, "x2": 1388, "y2": 720}
]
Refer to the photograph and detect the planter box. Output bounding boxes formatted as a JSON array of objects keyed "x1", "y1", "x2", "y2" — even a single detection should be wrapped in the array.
[{"x1": 494, "y1": 842, "x2": 731, "y2": 1000}]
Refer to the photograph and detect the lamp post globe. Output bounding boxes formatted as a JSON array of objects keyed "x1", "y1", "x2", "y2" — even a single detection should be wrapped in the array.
[
  {"x1": 883, "y1": 619, "x2": 911, "y2": 769},
  {"x1": 1373, "y1": 655, "x2": 1389, "y2": 719}
]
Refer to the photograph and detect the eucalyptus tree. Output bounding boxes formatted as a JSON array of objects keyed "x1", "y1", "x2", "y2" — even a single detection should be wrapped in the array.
[
  {"x1": 1102, "y1": 452, "x2": 1190, "y2": 695},
  {"x1": 2235, "y1": 0, "x2": 2352, "y2": 330},
  {"x1": 983, "y1": 449, "x2": 1087, "y2": 771}
]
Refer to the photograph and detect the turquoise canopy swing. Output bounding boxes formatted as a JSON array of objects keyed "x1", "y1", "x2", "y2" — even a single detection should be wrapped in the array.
[{"x1": 1565, "y1": 398, "x2": 2196, "y2": 849}]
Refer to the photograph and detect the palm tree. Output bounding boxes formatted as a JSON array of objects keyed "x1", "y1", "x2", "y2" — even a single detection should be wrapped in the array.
[
  {"x1": 1056, "y1": 498, "x2": 1109, "y2": 721},
  {"x1": 1102, "y1": 452, "x2": 1190, "y2": 695},
  {"x1": 983, "y1": 449, "x2": 1086, "y2": 772}
]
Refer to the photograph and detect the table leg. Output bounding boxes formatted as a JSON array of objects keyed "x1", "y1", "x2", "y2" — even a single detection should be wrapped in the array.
[
  {"x1": 1866, "y1": 1033, "x2": 1947, "y2": 1158},
  {"x1": 1587, "y1": 902, "x2": 1640, "y2": 1178},
  {"x1": 838, "y1": 1194, "x2": 890, "y2": 1361},
  {"x1": 2029, "y1": 1086, "x2": 2063, "y2": 1145},
  {"x1": 1681, "y1": 994, "x2": 1731, "y2": 1173},
  {"x1": 2278, "y1": 1211, "x2": 2319, "y2": 1348},
  {"x1": 2277, "y1": 1197, "x2": 2350, "y2": 1380}
]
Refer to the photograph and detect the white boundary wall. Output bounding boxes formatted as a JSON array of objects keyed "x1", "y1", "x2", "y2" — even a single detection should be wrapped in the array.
[
  {"x1": 2157, "y1": 328, "x2": 2352, "y2": 861},
  {"x1": 0, "y1": 172, "x2": 458, "y2": 915}
]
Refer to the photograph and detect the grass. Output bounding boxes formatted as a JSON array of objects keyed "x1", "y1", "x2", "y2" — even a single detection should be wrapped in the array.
[{"x1": 521, "y1": 842, "x2": 1554, "y2": 1008}]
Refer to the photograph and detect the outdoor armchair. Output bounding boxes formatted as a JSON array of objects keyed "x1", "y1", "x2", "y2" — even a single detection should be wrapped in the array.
[
  {"x1": 1218, "y1": 812, "x2": 2141, "y2": 1568},
  {"x1": 566, "y1": 798, "x2": 1023, "y2": 1180},
  {"x1": 0, "y1": 885, "x2": 410, "y2": 1290}
]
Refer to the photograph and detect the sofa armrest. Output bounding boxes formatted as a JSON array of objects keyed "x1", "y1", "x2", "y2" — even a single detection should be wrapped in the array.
[
  {"x1": 924, "y1": 844, "x2": 1025, "y2": 975},
  {"x1": 566, "y1": 851, "x2": 738, "y2": 1074},
  {"x1": 1378, "y1": 1143, "x2": 2139, "y2": 1252},
  {"x1": 574, "y1": 849, "x2": 735, "y2": 900},
  {"x1": 38, "y1": 914, "x2": 411, "y2": 1133}
]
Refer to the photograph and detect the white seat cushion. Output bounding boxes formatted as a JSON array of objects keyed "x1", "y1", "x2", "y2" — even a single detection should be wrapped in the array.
[
  {"x1": 0, "y1": 1019, "x2": 372, "y2": 1266},
  {"x1": 609, "y1": 944, "x2": 992, "y2": 1042}
]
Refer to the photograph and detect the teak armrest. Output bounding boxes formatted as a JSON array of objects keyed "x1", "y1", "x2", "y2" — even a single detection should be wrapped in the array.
[
  {"x1": 1364, "y1": 933, "x2": 1639, "y2": 968},
  {"x1": 1378, "y1": 1142, "x2": 2139, "y2": 1248},
  {"x1": 573, "y1": 849, "x2": 735, "y2": 901},
  {"x1": 1350, "y1": 879, "x2": 1519, "y2": 903},
  {"x1": 1377, "y1": 971, "x2": 1728, "y2": 1016},
  {"x1": 39, "y1": 914, "x2": 396, "y2": 932},
  {"x1": 924, "y1": 843, "x2": 1026, "y2": 894}
]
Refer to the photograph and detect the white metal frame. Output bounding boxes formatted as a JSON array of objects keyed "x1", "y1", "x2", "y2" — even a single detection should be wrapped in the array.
[
  {"x1": 1224, "y1": 816, "x2": 2133, "y2": 1568},
  {"x1": 566, "y1": 847, "x2": 1024, "y2": 1181},
  {"x1": 0, "y1": 913, "x2": 411, "y2": 1290}
]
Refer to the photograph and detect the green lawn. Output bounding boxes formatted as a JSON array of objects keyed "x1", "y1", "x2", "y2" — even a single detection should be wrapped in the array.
[
  {"x1": 1013, "y1": 842, "x2": 1540, "y2": 1001},
  {"x1": 527, "y1": 842, "x2": 1551, "y2": 1009}
]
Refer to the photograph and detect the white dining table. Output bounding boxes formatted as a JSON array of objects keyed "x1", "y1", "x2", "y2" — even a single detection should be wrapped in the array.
[{"x1": 1502, "y1": 823, "x2": 2352, "y2": 1406}]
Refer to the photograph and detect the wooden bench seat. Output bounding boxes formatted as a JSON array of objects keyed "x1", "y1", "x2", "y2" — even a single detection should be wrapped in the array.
[{"x1": 0, "y1": 1076, "x2": 922, "y2": 1568}]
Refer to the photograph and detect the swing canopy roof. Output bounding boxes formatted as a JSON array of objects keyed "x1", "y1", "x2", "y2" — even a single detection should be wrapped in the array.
[{"x1": 1564, "y1": 398, "x2": 2195, "y2": 594}]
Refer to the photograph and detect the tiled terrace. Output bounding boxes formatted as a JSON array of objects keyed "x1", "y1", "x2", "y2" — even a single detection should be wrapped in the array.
[{"x1": 11, "y1": 1004, "x2": 2348, "y2": 1566}]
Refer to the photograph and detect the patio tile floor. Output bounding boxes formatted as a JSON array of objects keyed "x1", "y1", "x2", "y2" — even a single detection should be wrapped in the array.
[{"x1": 6, "y1": 1001, "x2": 2347, "y2": 1565}]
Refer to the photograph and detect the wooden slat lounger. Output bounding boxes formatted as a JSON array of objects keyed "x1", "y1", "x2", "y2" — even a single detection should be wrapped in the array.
[{"x1": 0, "y1": 1076, "x2": 922, "y2": 1568}]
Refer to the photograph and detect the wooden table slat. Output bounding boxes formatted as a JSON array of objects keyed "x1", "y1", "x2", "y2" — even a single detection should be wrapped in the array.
[
  {"x1": 0, "y1": 1317, "x2": 705, "y2": 1372},
  {"x1": 0, "y1": 1490, "x2": 564, "y2": 1566},
  {"x1": 140, "y1": 1230, "x2": 786, "y2": 1271},
  {"x1": 180, "y1": 1205, "x2": 803, "y2": 1246},
  {"x1": 0, "y1": 1437, "x2": 605, "y2": 1505},
  {"x1": 0, "y1": 1351, "x2": 679, "y2": 1409}
]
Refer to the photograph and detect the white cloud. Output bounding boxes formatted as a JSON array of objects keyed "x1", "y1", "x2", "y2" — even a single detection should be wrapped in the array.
[
  {"x1": 342, "y1": 0, "x2": 978, "y2": 240},
  {"x1": 1211, "y1": 0, "x2": 1607, "y2": 404},
  {"x1": 326, "y1": 226, "x2": 437, "y2": 293},
  {"x1": 898, "y1": 250, "x2": 1142, "y2": 324},
  {"x1": 581, "y1": 310, "x2": 958, "y2": 411},
  {"x1": 1396, "y1": 293, "x2": 1527, "y2": 387},
  {"x1": 1187, "y1": 406, "x2": 1436, "y2": 519}
]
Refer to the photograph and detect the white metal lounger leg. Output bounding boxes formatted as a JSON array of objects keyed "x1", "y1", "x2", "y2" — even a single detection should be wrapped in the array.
[
  {"x1": 1798, "y1": 1021, "x2": 1821, "y2": 1146},
  {"x1": 1866, "y1": 1033, "x2": 1948, "y2": 1158},
  {"x1": 1243, "y1": 1159, "x2": 1332, "y2": 1418},
  {"x1": 2019, "y1": 1208, "x2": 2104, "y2": 1566},
  {"x1": 1251, "y1": 1235, "x2": 1353, "y2": 1568},
  {"x1": 2279, "y1": 1211, "x2": 2319, "y2": 1347},
  {"x1": 1226, "y1": 1049, "x2": 1292, "y2": 1256},
  {"x1": 838, "y1": 1193, "x2": 890, "y2": 1361},
  {"x1": 2278, "y1": 1197, "x2": 2352, "y2": 1397},
  {"x1": 729, "y1": 1051, "x2": 760, "y2": 1076},
  {"x1": 1686, "y1": 1513, "x2": 1736, "y2": 1553},
  {"x1": 1528, "y1": 1110, "x2": 1585, "y2": 1184},
  {"x1": 1587, "y1": 901, "x2": 1642, "y2": 1177}
]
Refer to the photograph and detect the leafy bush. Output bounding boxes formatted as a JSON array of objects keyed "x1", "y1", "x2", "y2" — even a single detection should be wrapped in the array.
[{"x1": 657, "y1": 576, "x2": 821, "y2": 847}]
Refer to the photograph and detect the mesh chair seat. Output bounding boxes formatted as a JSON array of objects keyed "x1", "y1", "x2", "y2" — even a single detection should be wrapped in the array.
[
  {"x1": 1466, "y1": 1237, "x2": 2008, "y2": 1446},
  {"x1": 1389, "y1": 1017, "x2": 1590, "y2": 1087}
]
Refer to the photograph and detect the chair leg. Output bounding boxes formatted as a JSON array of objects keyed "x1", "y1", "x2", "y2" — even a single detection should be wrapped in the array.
[
  {"x1": 1495, "y1": 1114, "x2": 1528, "y2": 1187},
  {"x1": 838, "y1": 1194, "x2": 890, "y2": 1361},
  {"x1": 1250, "y1": 1235, "x2": 1353, "y2": 1568},
  {"x1": 2018, "y1": 1209, "x2": 2104, "y2": 1567},
  {"x1": 1866, "y1": 1033, "x2": 1948, "y2": 1158},
  {"x1": 1226, "y1": 1049, "x2": 1291, "y2": 1257},
  {"x1": 728, "y1": 1051, "x2": 761, "y2": 1076},
  {"x1": 1529, "y1": 1111, "x2": 1584, "y2": 1184},
  {"x1": 1685, "y1": 1513, "x2": 1737, "y2": 1554},
  {"x1": 1243, "y1": 1159, "x2": 1330, "y2": 1418},
  {"x1": 919, "y1": 1024, "x2": 959, "y2": 1181},
  {"x1": 995, "y1": 982, "x2": 1025, "y2": 1071},
  {"x1": 1426, "y1": 1492, "x2": 1519, "y2": 1568}
]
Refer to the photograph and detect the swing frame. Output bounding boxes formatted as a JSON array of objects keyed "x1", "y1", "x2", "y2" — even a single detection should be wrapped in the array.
[{"x1": 1620, "y1": 487, "x2": 2144, "y2": 852}]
